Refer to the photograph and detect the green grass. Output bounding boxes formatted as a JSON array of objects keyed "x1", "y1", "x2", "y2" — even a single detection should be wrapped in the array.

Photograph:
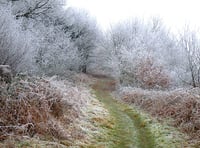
[
  {"x1": 92, "y1": 79, "x2": 189, "y2": 148},
  {"x1": 92, "y1": 79, "x2": 156, "y2": 148}
]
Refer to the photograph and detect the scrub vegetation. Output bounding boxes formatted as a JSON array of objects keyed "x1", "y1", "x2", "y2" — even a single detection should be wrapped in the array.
[{"x1": 0, "y1": 0, "x2": 200, "y2": 147}]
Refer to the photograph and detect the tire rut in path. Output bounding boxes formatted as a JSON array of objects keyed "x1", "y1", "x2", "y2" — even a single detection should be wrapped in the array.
[{"x1": 92, "y1": 79, "x2": 156, "y2": 148}]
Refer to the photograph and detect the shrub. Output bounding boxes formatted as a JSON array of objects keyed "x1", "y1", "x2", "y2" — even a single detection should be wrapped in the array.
[
  {"x1": 120, "y1": 87, "x2": 200, "y2": 142},
  {"x1": 135, "y1": 57, "x2": 170, "y2": 89},
  {"x1": 0, "y1": 74, "x2": 99, "y2": 145},
  {"x1": 0, "y1": 76, "x2": 64, "y2": 140},
  {"x1": 0, "y1": 5, "x2": 30, "y2": 72}
]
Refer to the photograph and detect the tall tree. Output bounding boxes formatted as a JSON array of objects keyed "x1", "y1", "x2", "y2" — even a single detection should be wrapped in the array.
[{"x1": 179, "y1": 28, "x2": 200, "y2": 87}]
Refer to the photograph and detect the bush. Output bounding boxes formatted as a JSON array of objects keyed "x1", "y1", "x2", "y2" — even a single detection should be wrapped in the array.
[
  {"x1": 135, "y1": 57, "x2": 170, "y2": 89},
  {"x1": 120, "y1": 87, "x2": 200, "y2": 141},
  {"x1": 0, "y1": 74, "x2": 99, "y2": 144},
  {"x1": 34, "y1": 25, "x2": 81, "y2": 75},
  {"x1": 0, "y1": 5, "x2": 30, "y2": 73},
  {"x1": 0, "y1": 76, "x2": 64, "y2": 140}
]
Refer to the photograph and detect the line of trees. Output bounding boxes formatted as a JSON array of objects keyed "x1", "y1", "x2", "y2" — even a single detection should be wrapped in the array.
[
  {"x1": 1, "y1": 0, "x2": 200, "y2": 88},
  {"x1": 96, "y1": 18, "x2": 200, "y2": 88},
  {"x1": 0, "y1": 0, "x2": 100, "y2": 75}
]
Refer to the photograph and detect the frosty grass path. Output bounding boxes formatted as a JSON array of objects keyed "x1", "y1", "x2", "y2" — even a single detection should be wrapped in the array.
[{"x1": 92, "y1": 78, "x2": 155, "y2": 148}]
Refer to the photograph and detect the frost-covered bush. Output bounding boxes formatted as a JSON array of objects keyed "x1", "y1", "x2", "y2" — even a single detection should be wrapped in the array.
[
  {"x1": 34, "y1": 25, "x2": 81, "y2": 75},
  {"x1": 0, "y1": 5, "x2": 31, "y2": 72},
  {"x1": 120, "y1": 87, "x2": 200, "y2": 142},
  {"x1": 0, "y1": 76, "x2": 64, "y2": 140},
  {"x1": 135, "y1": 57, "x2": 171, "y2": 89},
  {"x1": 0, "y1": 75, "x2": 96, "y2": 141}
]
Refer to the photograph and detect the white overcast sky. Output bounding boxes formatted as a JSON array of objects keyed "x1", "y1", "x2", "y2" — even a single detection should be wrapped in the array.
[{"x1": 67, "y1": 0, "x2": 200, "y2": 33}]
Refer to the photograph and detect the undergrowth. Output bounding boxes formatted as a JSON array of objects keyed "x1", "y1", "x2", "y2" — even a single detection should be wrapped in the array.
[
  {"x1": 0, "y1": 74, "x2": 108, "y2": 147},
  {"x1": 0, "y1": 76, "x2": 66, "y2": 141},
  {"x1": 120, "y1": 87, "x2": 200, "y2": 146}
]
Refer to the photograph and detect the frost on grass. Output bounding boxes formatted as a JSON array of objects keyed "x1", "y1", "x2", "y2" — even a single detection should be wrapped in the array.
[
  {"x1": 134, "y1": 109, "x2": 189, "y2": 148},
  {"x1": 119, "y1": 87, "x2": 200, "y2": 145},
  {"x1": 0, "y1": 76, "x2": 65, "y2": 141},
  {"x1": 0, "y1": 75, "x2": 109, "y2": 147},
  {"x1": 47, "y1": 76, "x2": 111, "y2": 147}
]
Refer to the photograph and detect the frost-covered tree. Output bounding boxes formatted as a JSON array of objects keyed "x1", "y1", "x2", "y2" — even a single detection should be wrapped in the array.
[
  {"x1": 5, "y1": 0, "x2": 100, "y2": 75},
  {"x1": 62, "y1": 9, "x2": 100, "y2": 73},
  {"x1": 105, "y1": 18, "x2": 179, "y2": 87},
  {"x1": 179, "y1": 28, "x2": 200, "y2": 87},
  {"x1": 10, "y1": 0, "x2": 65, "y2": 20},
  {"x1": 0, "y1": 4, "x2": 32, "y2": 72},
  {"x1": 34, "y1": 24, "x2": 81, "y2": 75}
]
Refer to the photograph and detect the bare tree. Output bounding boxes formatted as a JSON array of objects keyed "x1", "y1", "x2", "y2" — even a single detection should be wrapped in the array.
[
  {"x1": 179, "y1": 28, "x2": 200, "y2": 87},
  {"x1": 11, "y1": 0, "x2": 65, "y2": 20}
]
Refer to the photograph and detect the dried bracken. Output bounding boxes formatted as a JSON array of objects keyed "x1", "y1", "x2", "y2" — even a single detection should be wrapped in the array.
[
  {"x1": 135, "y1": 57, "x2": 170, "y2": 89},
  {"x1": 0, "y1": 76, "x2": 66, "y2": 141},
  {"x1": 0, "y1": 74, "x2": 108, "y2": 147},
  {"x1": 120, "y1": 87, "x2": 200, "y2": 142}
]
